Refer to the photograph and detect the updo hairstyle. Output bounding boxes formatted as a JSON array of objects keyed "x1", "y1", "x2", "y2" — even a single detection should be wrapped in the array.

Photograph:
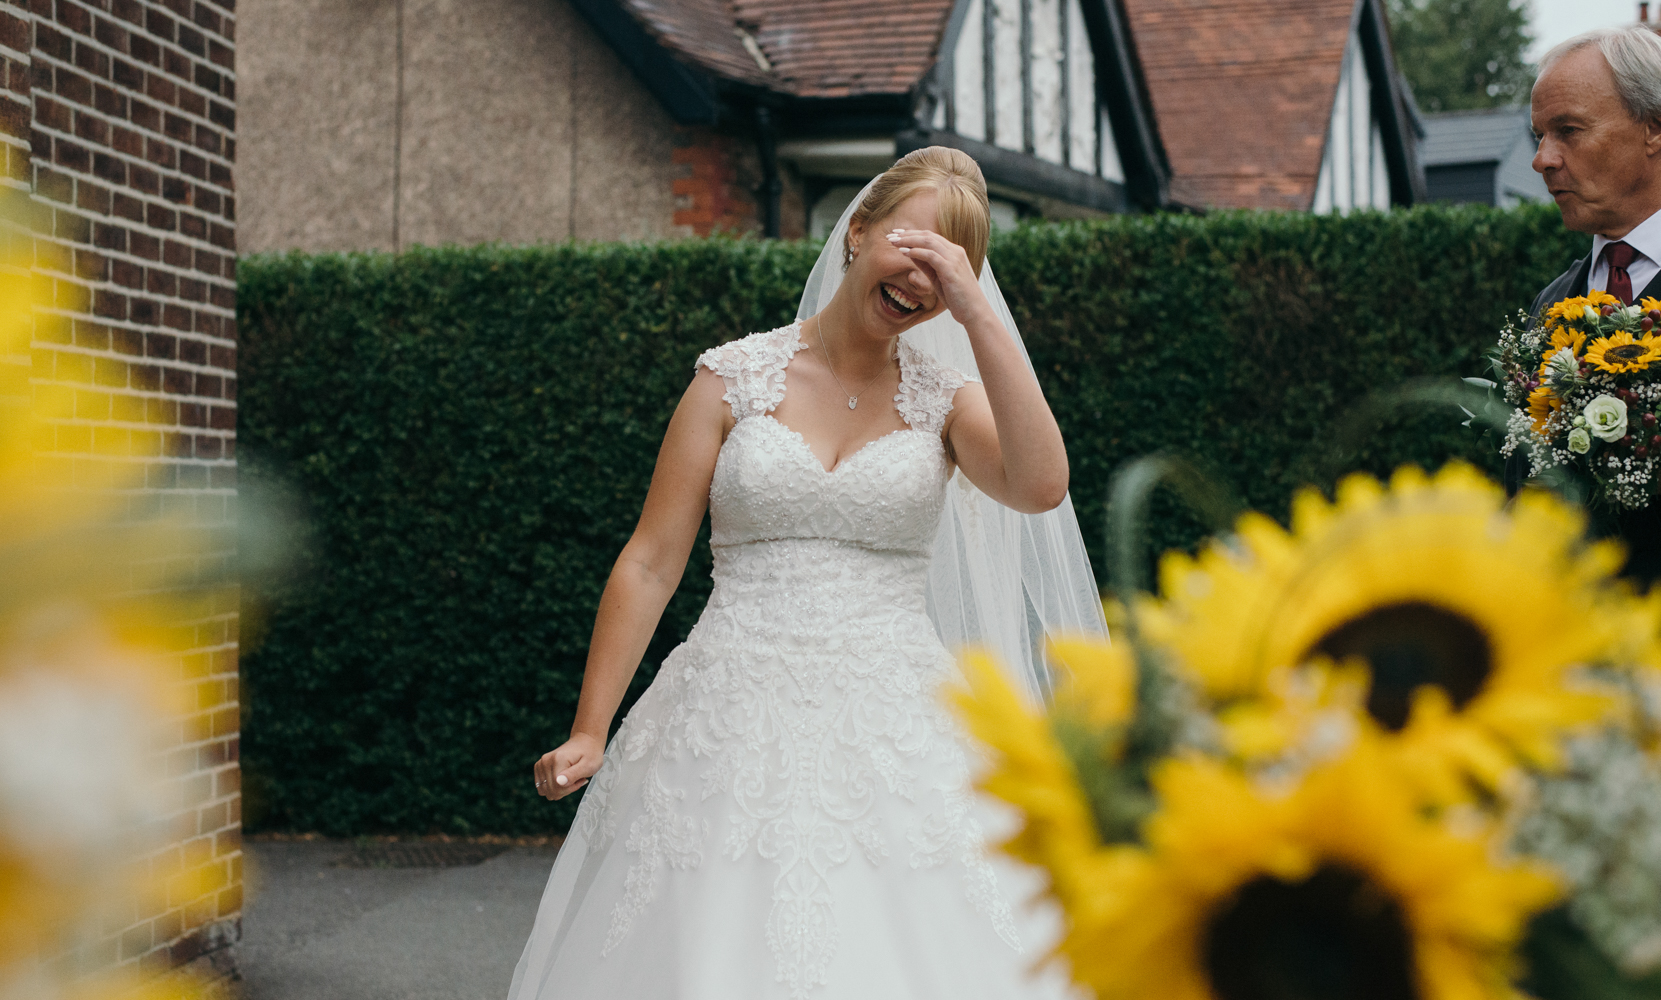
[{"x1": 844, "y1": 146, "x2": 991, "y2": 276}]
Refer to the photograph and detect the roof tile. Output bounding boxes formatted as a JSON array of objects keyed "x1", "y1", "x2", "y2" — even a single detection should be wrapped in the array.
[
  {"x1": 618, "y1": 0, "x2": 955, "y2": 98},
  {"x1": 1123, "y1": 0, "x2": 1356, "y2": 210}
]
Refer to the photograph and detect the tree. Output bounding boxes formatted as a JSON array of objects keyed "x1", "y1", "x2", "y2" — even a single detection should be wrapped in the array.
[{"x1": 1387, "y1": 0, "x2": 1536, "y2": 112}]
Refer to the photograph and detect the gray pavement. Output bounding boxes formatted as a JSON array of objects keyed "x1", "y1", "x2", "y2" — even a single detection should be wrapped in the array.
[{"x1": 238, "y1": 840, "x2": 560, "y2": 1000}]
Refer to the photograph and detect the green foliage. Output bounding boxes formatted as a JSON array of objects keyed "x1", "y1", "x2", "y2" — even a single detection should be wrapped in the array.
[
  {"x1": 1388, "y1": 0, "x2": 1535, "y2": 112},
  {"x1": 1523, "y1": 907, "x2": 1661, "y2": 1000},
  {"x1": 237, "y1": 204, "x2": 1587, "y2": 835}
]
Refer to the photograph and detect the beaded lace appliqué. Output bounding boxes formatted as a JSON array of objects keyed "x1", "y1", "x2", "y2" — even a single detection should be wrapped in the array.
[
  {"x1": 696, "y1": 322, "x2": 809, "y2": 419},
  {"x1": 585, "y1": 324, "x2": 1015, "y2": 998}
]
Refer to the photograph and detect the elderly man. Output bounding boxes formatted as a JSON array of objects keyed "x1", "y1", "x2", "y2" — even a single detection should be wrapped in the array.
[
  {"x1": 1529, "y1": 25, "x2": 1661, "y2": 582},
  {"x1": 1532, "y1": 26, "x2": 1661, "y2": 312}
]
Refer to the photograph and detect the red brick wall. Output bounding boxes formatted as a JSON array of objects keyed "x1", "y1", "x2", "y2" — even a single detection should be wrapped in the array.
[
  {"x1": 2, "y1": 0, "x2": 239, "y2": 982},
  {"x1": 671, "y1": 124, "x2": 806, "y2": 239}
]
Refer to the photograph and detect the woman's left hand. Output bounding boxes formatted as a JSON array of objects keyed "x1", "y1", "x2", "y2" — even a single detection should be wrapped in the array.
[{"x1": 886, "y1": 229, "x2": 991, "y2": 326}]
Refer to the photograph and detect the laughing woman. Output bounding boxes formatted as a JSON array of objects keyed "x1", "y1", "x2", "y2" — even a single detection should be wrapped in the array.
[{"x1": 506, "y1": 146, "x2": 1103, "y2": 1000}]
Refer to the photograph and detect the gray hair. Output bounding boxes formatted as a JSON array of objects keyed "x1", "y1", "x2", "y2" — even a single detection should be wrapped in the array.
[{"x1": 1539, "y1": 26, "x2": 1661, "y2": 123}]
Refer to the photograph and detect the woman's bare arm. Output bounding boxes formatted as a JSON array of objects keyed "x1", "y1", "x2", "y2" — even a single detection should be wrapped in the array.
[
  {"x1": 886, "y1": 229, "x2": 1069, "y2": 513},
  {"x1": 534, "y1": 367, "x2": 731, "y2": 799}
]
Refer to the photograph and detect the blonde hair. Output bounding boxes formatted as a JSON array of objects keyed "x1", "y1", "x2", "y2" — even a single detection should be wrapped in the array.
[{"x1": 845, "y1": 146, "x2": 991, "y2": 275}]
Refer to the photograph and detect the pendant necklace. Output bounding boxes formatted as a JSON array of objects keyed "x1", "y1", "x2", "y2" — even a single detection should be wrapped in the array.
[{"x1": 816, "y1": 319, "x2": 892, "y2": 410}]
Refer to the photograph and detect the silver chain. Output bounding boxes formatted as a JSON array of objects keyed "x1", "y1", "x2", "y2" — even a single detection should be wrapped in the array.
[{"x1": 816, "y1": 318, "x2": 892, "y2": 410}]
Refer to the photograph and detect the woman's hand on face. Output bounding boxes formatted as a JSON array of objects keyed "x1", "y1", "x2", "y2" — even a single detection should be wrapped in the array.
[
  {"x1": 534, "y1": 732, "x2": 604, "y2": 801},
  {"x1": 886, "y1": 229, "x2": 990, "y2": 326}
]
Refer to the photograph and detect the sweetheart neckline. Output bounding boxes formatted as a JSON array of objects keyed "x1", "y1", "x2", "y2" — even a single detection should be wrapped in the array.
[{"x1": 748, "y1": 415, "x2": 938, "y2": 475}]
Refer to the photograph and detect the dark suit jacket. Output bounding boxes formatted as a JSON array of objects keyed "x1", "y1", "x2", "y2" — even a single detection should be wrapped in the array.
[{"x1": 1523, "y1": 255, "x2": 1661, "y2": 586}]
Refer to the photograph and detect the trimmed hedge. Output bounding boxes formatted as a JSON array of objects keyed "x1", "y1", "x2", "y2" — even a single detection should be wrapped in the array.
[{"x1": 238, "y1": 204, "x2": 1587, "y2": 835}]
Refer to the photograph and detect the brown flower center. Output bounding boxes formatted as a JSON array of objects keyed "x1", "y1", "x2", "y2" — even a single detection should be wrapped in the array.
[
  {"x1": 1607, "y1": 343, "x2": 1649, "y2": 362},
  {"x1": 1204, "y1": 866, "x2": 1419, "y2": 1000},
  {"x1": 1310, "y1": 602, "x2": 1491, "y2": 731}
]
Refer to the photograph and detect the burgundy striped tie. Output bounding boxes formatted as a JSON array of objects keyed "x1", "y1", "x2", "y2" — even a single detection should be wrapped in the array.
[{"x1": 1603, "y1": 240, "x2": 1638, "y2": 305}]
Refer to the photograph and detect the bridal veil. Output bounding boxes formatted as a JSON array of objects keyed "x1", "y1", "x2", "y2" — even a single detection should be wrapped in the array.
[{"x1": 797, "y1": 178, "x2": 1109, "y2": 700}]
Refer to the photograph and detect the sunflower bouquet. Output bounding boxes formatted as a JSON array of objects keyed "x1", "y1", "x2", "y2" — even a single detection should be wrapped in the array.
[
  {"x1": 954, "y1": 463, "x2": 1661, "y2": 1000},
  {"x1": 1494, "y1": 290, "x2": 1661, "y2": 508}
]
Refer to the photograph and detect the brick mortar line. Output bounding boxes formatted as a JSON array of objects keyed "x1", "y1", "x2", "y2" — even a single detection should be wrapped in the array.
[
  {"x1": 33, "y1": 448, "x2": 236, "y2": 463},
  {"x1": 28, "y1": 96, "x2": 237, "y2": 183},
  {"x1": 31, "y1": 262, "x2": 239, "y2": 307},
  {"x1": 30, "y1": 341, "x2": 239, "y2": 372},
  {"x1": 31, "y1": 272, "x2": 239, "y2": 319},
  {"x1": 28, "y1": 28, "x2": 239, "y2": 120},
  {"x1": 31, "y1": 224, "x2": 240, "y2": 282},
  {"x1": 33, "y1": 254, "x2": 238, "y2": 294},
  {"x1": 34, "y1": 243, "x2": 238, "y2": 284},
  {"x1": 33, "y1": 283, "x2": 238, "y2": 323},
  {"x1": 33, "y1": 277, "x2": 239, "y2": 324},
  {"x1": 31, "y1": 346, "x2": 238, "y2": 378},
  {"x1": 77, "y1": 2, "x2": 241, "y2": 51},
  {"x1": 27, "y1": 70, "x2": 238, "y2": 187},
  {"x1": 32, "y1": 6, "x2": 239, "y2": 87},
  {"x1": 32, "y1": 428, "x2": 238, "y2": 443},
  {"x1": 39, "y1": 382, "x2": 239, "y2": 402},
  {"x1": 29, "y1": 131, "x2": 236, "y2": 221},
  {"x1": 29, "y1": 2, "x2": 241, "y2": 50},
  {"x1": 169, "y1": 738, "x2": 240, "y2": 753},
  {"x1": 31, "y1": 452, "x2": 237, "y2": 466},
  {"x1": 32, "y1": 342, "x2": 238, "y2": 364}
]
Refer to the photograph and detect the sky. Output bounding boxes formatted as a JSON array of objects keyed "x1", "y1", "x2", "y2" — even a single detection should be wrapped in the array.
[{"x1": 1529, "y1": 0, "x2": 1646, "y2": 61}]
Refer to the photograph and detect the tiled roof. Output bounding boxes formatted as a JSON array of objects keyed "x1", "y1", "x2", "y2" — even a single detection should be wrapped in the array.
[
  {"x1": 1420, "y1": 107, "x2": 1530, "y2": 167},
  {"x1": 619, "y1": 0, "x2": 774, "y2": 87},
  {"x1": 618, "y1": 0, "x2": 956, "y2": 98},
  {"x1": 1121, "y1": 0, "x2": 1356, "y2": 210}
]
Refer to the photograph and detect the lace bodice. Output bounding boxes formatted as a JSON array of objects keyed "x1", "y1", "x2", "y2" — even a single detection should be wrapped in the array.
[{"x1": 701, "y1": 323, "x2": 973, "y2": 556}]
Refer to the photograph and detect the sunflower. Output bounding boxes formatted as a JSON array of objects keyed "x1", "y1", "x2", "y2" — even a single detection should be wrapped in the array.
[
  {"x1": 1048, "y1": 635, "x2": 1137, "y2": 729},
  {"x1": 1641, "y1": 296, "x2": 1661, "y2": 314},
  {"x1": 1585, "y1": 330, "x2": 1661, "y2": 374},
  {"x1": 1526, "y1": 385, "x2": 1560, "y2": 434},
  {"x1": 1137, "y1": 464, "x2": 1624, "y2": 801},
  {"x1": 950, "y1": 659, "x2": 1561, "y2": 1000},
  {"x1": 1545, "y1": 290, "x2": 1621, "y2": 327},
  {"x1": 1083, "y1": 744, "x2": 1559, "y2": 1000},
  {"x1": 1544, "y1": 326, "x2": 1586, "y2": 360}
]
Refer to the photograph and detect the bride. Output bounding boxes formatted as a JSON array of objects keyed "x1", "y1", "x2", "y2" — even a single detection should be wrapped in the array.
[{"x1": 508, "y1": 147, "x2": 1106, "y2": 1000}]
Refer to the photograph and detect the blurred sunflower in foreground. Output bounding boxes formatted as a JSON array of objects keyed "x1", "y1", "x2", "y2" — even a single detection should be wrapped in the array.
[
  {"x1": 954, "y1": 462, "x2": 1661, "y2": 1000},
  {"x1": 0, "y1": 229, "x2": 214, "y2": 998}
]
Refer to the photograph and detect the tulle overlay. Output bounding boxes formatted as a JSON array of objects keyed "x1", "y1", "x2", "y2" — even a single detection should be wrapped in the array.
[{"x1": 507, "y1": 327, "x2": 1074, "y2": 1000}]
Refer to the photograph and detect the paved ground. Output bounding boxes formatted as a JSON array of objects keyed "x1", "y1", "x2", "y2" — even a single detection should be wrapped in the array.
[{"x1": 237, "y1": 840, "x2": 560, "y2": 1000}]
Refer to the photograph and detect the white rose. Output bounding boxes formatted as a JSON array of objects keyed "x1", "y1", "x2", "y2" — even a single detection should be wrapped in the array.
[
  {"x1": 1585, "y1": 305, "x2": 1602, "y2": 323},
  {"x1": 1568, "y1": 427, "x2": 1592, "y2": 454},
  {"x1": 1585, "y1": 394, "x2": 1630, "y2": 442}
]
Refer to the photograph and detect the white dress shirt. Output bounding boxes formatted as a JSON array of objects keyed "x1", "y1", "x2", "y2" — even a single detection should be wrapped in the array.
[{"x1": 1592, "y1": 207, "x2": 1661, "y2": 301}]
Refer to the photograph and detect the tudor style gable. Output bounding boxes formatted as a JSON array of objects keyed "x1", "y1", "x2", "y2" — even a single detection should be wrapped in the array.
[
  {"x1": 1122, "y1": 0, "x2": 1423, "y2": 213},
  {"x1": 584, "y1": 0, "x2": 1170, "y2": 227}
]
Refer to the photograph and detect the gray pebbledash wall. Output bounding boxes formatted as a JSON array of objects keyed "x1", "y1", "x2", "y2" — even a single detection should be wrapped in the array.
[{"x1": 237, "y1": 0, "x2": 699, "y2": 251}]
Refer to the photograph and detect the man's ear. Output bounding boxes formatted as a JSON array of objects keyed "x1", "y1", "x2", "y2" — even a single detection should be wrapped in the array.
[{"x1": 1646, "y1": 116, "x2": 1661, "y2": 158}]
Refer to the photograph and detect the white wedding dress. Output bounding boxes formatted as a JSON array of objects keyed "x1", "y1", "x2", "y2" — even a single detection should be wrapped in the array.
[{"x1": 507, "y1": 322, "x2": 1077, "y2": 1000}]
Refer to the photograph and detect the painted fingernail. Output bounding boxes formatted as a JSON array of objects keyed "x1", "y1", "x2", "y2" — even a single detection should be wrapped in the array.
[
  {"x1": 555, "y1": 774, "x2": 569, "y2": 786},
  {"x1": 898, "y1": 247, "x2": 911, "y2": 253}
]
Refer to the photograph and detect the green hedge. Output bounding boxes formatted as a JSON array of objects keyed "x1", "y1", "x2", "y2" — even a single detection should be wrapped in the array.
[{"x1": 238, "y1": 203, "x2": 1587, "y2": 835}]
